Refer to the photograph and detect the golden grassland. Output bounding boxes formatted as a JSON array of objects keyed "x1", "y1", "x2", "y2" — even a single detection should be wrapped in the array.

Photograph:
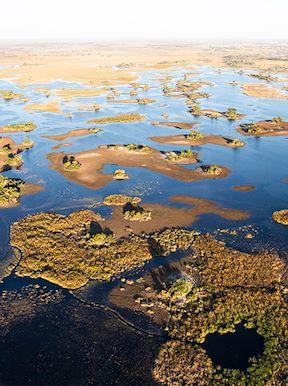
[{"x1": 0, "y1": 42, "x2": 287, "y2": 86}]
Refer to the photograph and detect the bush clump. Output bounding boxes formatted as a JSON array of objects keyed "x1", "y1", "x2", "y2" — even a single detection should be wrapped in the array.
[
  {"x1": 125, "y1": 144, "x2": 150, "y2": 152},
  {"x1": 124, "y1": 209, "x2": 152, "y2": 222},
  {"x1": 230, "y1": 138, "x2": 245, "y2": 147},
  {"x1": 4, "y1": 122, "x2": 36, "y2": 132},
  {"x1": 187, "y1": 130, "x2": 204, "y2": 140},
  {"x1": 103, "y1": 194, "x2": 141, "y2": 206},
  {"x1": 90, "y1": 233, "x2": 116, "y2": 246},
  {"x1": 165, "y1": 149, "x2": 195, "y2": 161},
  {"x1": 272, "y1": 209, "x2": 288, "y2": 225},
  {"x1": 0, "y1": 176, "x2": 22, "y2": 205},
  {"x1": 202, "y1": 164, "x2": 222, "y2": 175},
  {"x1": 63, "y1": 156, "x2": 81, "y2": 170},
  {"x1": 224, "y1": 107, "x2": 238, "y2": 120},
  {"x1": 113, "y1": 169, "x2": 129, "y2": 180}
]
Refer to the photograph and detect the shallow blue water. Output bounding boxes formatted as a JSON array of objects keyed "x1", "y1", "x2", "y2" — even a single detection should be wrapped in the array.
[{"x1": 0, "y1": 66, "x2": 288, "y2": 256}]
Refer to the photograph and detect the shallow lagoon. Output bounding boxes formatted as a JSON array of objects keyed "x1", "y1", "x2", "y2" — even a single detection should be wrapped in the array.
[
  {"x1": 0, "y1": 65, "x2": 288, "y2": 384},
  {"x1": 1, "y1": 66, "x2": 288, "y2": 253}
]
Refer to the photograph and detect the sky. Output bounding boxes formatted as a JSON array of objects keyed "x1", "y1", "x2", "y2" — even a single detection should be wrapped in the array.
[{"x1": 1, "y1": 0, "x2": 287, "y2": 41}]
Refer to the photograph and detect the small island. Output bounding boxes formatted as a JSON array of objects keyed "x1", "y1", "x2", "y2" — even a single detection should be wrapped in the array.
[
  {"x1": 237, "y1": 118, "x2": 288, "y2": 136},
  {"x1": 47, "y1": 145, "x2": 229, "y2": 190}
]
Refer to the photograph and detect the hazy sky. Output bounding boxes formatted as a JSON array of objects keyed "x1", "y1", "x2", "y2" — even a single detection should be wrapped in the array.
[{"x1": 1, "y1": 0, "x2": 287, "y2": 41}]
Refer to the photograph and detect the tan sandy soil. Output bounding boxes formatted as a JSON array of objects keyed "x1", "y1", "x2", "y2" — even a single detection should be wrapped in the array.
[
  {"x1": 77, "y1": 105, "x2": 102, "y2": 111},
  {"x1": 237, "y1": 120, "x2": 288, "y2": 136},
  {"x1": 47, "y1": 145, "x2": 229, "y2": 190},
  {"x1": 54, "y1": 88, "x2": 107, "y2": 100},
  {"x1": 108, "y1": 98, "x2": 155, "y2": 104},
  {"x1": 21, "y1": 183, "x2": 44, "y2": 197},
  {"x1": 0, "y1": 61, "x2": 136, "y2": 85},
  {"x1": 240, "y1": 83, "x2": 288, "y2": 99},
  {"x1": 43, "y1": 128, "x2": 101, "y2": 141},
  {"x1": 0, "y1": 42, "x2": 287, "y2": 86},
  {"x1": 106, "y1": 195, "x2": 250, "y2": 238},
  {"x1": 52, "y1": 143, "x2": 72, "y2": 150},
  {"x1": 23, "y1": 100, "x2": 60, "y2": 113},
  {"x1": 152, "y1": 121, "x2": 198, "y2": 130},
  {"x1": 232, "y1": 185, "x2": 256, "y2": 191},
  {"x1": 150, "y1": 134, "x2": 245, "y2": 148}
]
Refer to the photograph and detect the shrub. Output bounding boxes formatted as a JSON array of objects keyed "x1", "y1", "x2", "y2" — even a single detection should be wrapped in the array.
[
  {"x1": 271, "y1": 116, "x2": 283, "y2": 124},
  {"x1": 63, "y1": 156, "x2": 81, "y2": 170},
  {"x1": 5, "y1": 122, "x2": 36, "y2": 132},
  {"x1": 231, "y1": 138, "x2": 245, "y2": 147},
  {"x1": 124, "y1": 209, "x2": 152, "y2": 222},
  {"x1": 23, "y1": 138, "x2": 34, "y2": 147},
  {"x1": 0, "y1": 175, "x2": 22, "y2": 205},
  {"x1": 113, "y1": 169, "x2": 129, "y2": 180},
  {"x1": 5, "y1": 155, "x2": 22, "y2": 167},
  {"x1": 202, "y1": 164, "x2": 222, "y2": 175},
  {"x1": 125, "y1": 144, "x2": 150, "y2": 152},
  {"x1": 188, "y1": 130, "x2": 204, "y2": 140},
  {"x1": 190, "y1": 105, "x2": 201, "y2": 115},
  {"x1": 103, "y1": 194, "x2": 141, "y2": 206},
  {"x1": 88, "y1": 128, "x2": 101, "y2": 134},
  {"x1": 165, "y1": 149, "x2": 195, "y2": 161},
  {"x1": 90, "y1": 233, "x2": 116, "y2": 246},
  {"x1": 225, "y1": 107, "x2": 238, "y2": 120}
]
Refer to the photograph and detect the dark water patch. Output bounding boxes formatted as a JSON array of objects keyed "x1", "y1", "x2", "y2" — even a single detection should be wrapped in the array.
[
  {"x1": 0, "y1": 295, "x2": 160, "y2": 386},
  {"x1": 202, "y1": 324, "x2": 264, "y2": 371}
]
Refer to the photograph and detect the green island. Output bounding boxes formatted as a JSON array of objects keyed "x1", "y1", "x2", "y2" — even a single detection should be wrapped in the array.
[
  {"x1": 0, "y1": 89, "x2": 23, "y2": 100},
  {"x1": 113, "y1": 169, "x2": 129, "y2": 180},
  {"x1": 0, "y1": 122, "x2": 37, "y2": 133},
  {"x1": 272, "y1": 209, "x2": 288, "y2": 225},
  {"x1": 200, "y1": 164, "x2": 223, "y2": 175},
  {"x1": 237, "y1": 118, "x2": 288, "y2": 137},
  {"x1": 103, "y1": 194, "x2": 141, "y2": 206},
  {"x1": 87, "y1": 113, "x2": 146, "y2": 124}
]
